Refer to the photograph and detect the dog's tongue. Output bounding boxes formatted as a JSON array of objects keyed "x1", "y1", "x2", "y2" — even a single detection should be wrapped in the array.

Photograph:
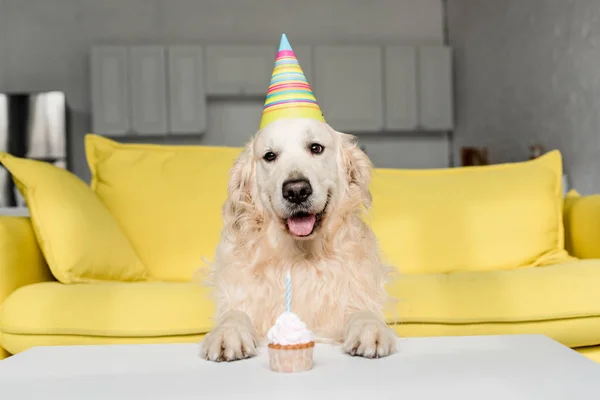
[{"x1": 287, "y1": 214, "x2": 316, "y2": 237}]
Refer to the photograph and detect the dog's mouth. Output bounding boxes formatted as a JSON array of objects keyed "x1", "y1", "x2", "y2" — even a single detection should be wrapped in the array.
[
  {"x1": 286, "y1": 212, "x2": 322, "y2": 237},
  {"x1": 285, "y1": 198, "x2": 329, "y2": 238}
]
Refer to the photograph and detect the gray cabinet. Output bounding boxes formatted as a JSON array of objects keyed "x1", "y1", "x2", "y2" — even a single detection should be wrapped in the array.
[
  {"x1": 91, "y1": 45, "x2": 208, "y2": 136},
  {"x1": 168, "y1": 46, "x2": 207, "y2": 134},
  {"x1": 129, "y1": 46, "x2": 168, "y2": 135},
  {"x1": 418, "y1": 46, "x2": 453, "y2": 131},
  {"x1": 90, "y1": 43, "x2": 454, "y2": 137},
  {"x1": 384, "y1": 45, "x2": 454, "y2": 131},
  {"x1": 314, "y1": 45, "x2": 383, "y2": 132},
  {"x1": 205, "y1": 45, "x2": 274, "y2": 96},
  {"x1": 384, "y1": 46, "x2": 418, "y2": 131},
  {"x1": 91, "y1": 46, "x2": 130, "y2": 135}
]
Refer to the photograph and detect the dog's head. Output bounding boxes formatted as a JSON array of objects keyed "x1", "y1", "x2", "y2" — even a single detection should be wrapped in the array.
[{"x1": 224, "y1": 118, "x2": 372, "y2": 241}]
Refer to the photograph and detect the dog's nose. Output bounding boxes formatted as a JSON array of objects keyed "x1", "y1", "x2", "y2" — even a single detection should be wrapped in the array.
[{"x1": 282, "y1": 179, "x2": 313, "y2": 204}]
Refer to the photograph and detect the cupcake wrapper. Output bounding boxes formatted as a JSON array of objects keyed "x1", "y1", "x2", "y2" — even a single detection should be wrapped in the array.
[{"x1": 268, "y1": 346, "x2": 314, "y2": 373}]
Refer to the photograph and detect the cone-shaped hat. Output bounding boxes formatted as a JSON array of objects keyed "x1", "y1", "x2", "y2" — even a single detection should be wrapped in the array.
[{"x1": 259, "y1": 34, "x2": 326, "y2": 129}]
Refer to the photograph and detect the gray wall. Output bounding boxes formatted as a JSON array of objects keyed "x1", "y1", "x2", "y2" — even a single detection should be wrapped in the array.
[
  {"x1": 448, "y1": 0, "x2": 600, "y2": 194},
  {"x1": 0, "y1": 0, "x2": 449, "y2": 183}
]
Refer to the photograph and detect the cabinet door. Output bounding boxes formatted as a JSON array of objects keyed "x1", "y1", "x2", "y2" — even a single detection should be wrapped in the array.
[
  {"x1": 205, "y1": 45, "x2": 274, "y2": 96},
  {"x1": 91, "y1": 46, "x2": 130, "y2": 135},
  {"x1": 418, "y1": 46, "x2": 454, "y2": 131},
  {"x1": 314, "y1": 46, "x2": 383, "y2": 132},
  {"x1": 384, "y1": 46, "x2": 418, "y2": 131},
  {"x1": 129, "y1": 46, "x2": 168, "y2": 135},
  {"x1": 168, "y1": 46, "x2": 207, "y2": 134}
]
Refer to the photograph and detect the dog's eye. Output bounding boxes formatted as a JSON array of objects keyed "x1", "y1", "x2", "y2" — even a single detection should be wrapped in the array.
[
  {"x1": 263, "y1": 151, "x2": 277, "y2": 162},
  {"x1": 310, "y1": 143, "x2": 324, "y2": 155}
]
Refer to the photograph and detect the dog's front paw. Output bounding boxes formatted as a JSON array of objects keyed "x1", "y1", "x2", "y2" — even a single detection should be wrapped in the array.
[
  {"x1": 200, "y1": 312, "x2": 258, "y2": 362},
  {"x1": 343, "y1": 312, "x2": 397, "y2": 359}
]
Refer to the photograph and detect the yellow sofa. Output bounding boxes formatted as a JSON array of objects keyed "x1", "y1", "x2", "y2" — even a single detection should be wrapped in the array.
[{"x1": 2, "y1": 135, "x2": 600, "y2": 363}]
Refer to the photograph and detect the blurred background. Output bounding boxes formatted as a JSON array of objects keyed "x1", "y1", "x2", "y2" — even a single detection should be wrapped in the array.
[{"x1": 0, "y1": 0, "x2": 598, "y2": 207}]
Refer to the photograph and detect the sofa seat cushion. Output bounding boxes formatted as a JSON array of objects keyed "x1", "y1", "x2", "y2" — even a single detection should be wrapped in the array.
[
  {"x1": 0, "y1": 282, "x2": 214, "y2": 337},
  {"x1": 4, "y1": 260, "x2": 600, "y2": 355},
  {"x1": 576, "y1": 346, "x2": 600, "y2": 364},
  {"x1": 1, "y1": 332, "x2": 206, "y2": 357},
  {"x1": 386, "y1": 259, "x2": 600, "y2": 324},
  {"x1": 3, "y1": 318, "x2": 600, "y2": 357},
  {"x1": 394, "y1": 317, "x2": 600, "y2": 349}
]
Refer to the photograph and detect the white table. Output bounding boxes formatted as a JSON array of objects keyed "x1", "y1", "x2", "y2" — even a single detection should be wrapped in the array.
[{"x1": 0, "y1": 334, "x2": 599, "y2": 399}]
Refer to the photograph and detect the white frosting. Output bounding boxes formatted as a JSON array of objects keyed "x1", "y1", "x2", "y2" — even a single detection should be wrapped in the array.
[{"x1": 267, "y1": 312, "x2": 314, "y2": 346}]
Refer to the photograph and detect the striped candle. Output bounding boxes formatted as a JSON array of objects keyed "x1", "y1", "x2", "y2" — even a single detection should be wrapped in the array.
[{"x1": 286, "y1": 270, "x2": 291, "y2": 313}]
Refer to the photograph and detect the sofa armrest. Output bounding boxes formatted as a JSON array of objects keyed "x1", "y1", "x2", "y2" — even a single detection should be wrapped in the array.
[
  {"x1": 0, "y1": 216, "x2": 54, "y2": 306},
  {"x1": 564, "y1": 193, "x2": 600, "y2": 259}
]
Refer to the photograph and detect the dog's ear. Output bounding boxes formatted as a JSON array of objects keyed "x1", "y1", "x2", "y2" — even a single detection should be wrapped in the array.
[
  {"x1": 337, "y1": 131, "x2": 373, "y2": 209},
  {"x1": 223, "y1": 138, "x2": 263, "y2": 236}
]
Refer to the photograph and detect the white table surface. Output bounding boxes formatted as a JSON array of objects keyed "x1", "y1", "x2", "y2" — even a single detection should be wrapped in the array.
[{"x1": 0, "y1": 334, "x2": 598, "y2": 399}]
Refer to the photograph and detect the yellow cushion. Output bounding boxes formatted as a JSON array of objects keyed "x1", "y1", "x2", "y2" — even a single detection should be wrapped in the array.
[
  {"x1": 369, "y1": 150, "x2": 571, "y2": 274},
  {"x1": 3, "y1": 261, "x2": 600, "y2": 354},
  {"x1": 385, "y1": 258, "x2": 600, "y2": 349},
  {"x1": 85, "y1": 134, "x2": 242, "y2": 281},
  {"x1": 576, "y1": 346, "x2": 600, "y2": 363},
  {"x1": 3, "y1": 317, "x2": 600, "y2": 356},
  {"x1": 0, "y1": 216, "x2": 54, "y2": 304},
  {"x1": 564, "y1": 192, "x2": 600, "y2": 259},
  {"x1": 564, "y1": 188, "x2": 581, "y2": 213},
  {"x1": 393, "y1": 317, "x2": 600, "y2": 350},
  {"x1": 563, "y1": 189, "x2": 582, "y2": 255},
  {"x1": 0, "y1": 281, "x2": 214, "y2": 337},
  {"x1": 385, "y1": 259, "x2": 600, "y2": 324},
  {"x1": 0, "y1": 331, "x2": 8, "y2": 359},
  {"x1": 1, "y1": 332, "x2": 206, "y2": 357},
  {"x1": 3, "y1": 318, "x2": 600, "y2": 356},
  {"x1": 0, "y1": 154, "x2": 148, "y2": 284}
]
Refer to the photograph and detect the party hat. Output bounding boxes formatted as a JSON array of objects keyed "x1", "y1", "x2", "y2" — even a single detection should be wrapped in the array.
[{"x1": 259, "y1": 34, "x2": 326, "y2": 129}]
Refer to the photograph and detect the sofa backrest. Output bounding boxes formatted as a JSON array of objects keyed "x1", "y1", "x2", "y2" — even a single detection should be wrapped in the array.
[{"x1": 369, "y1": 150, "x2": 571, "y2": 274}]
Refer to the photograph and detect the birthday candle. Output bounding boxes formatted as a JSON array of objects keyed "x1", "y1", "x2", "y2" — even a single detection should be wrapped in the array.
[{"x1": 286, "y1": 270, "x2": 291, "y2": 313}]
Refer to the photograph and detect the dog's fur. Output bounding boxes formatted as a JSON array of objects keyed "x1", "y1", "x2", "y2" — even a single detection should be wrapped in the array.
[{"x1": 200, "y1": 118, "x2": 396, "y2": 362}]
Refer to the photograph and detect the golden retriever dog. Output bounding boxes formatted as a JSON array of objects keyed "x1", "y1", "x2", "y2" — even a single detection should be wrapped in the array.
[{"x1": 200, "y1": 118, "x2": 396, "y2": 362}]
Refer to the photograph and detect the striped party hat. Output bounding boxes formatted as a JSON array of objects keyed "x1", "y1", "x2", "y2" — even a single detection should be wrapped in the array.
[{"x1": 259, "y1": 34, "x2": 326, "y2": 129}]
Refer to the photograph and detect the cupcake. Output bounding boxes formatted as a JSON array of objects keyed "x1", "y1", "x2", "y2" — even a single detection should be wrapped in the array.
[{"x1": 267, "y1": 311, "x2": 315, "y2": 373}]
